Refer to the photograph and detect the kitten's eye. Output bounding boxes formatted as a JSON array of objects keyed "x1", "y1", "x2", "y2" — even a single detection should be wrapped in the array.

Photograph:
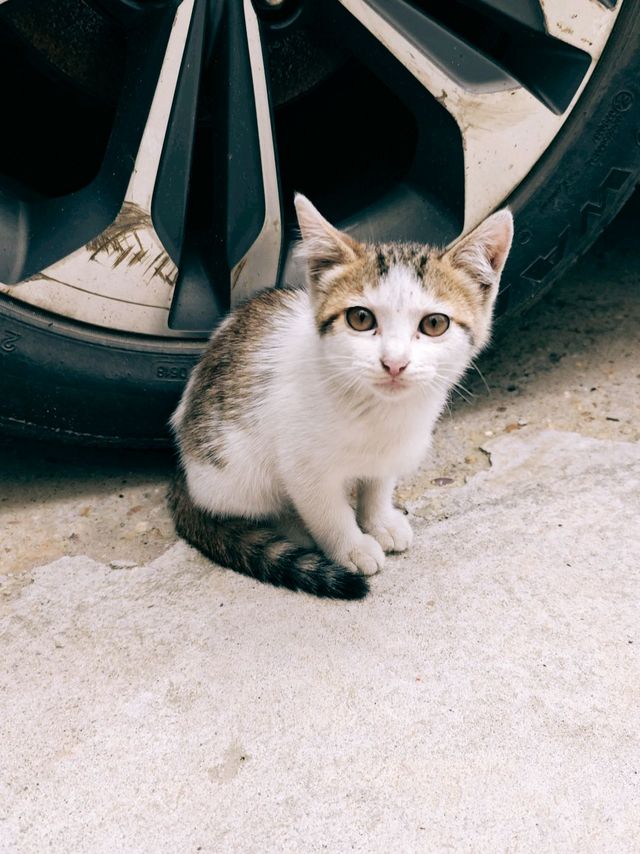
[
  {"x1": 346, "y1": 306, "x2": 376, "y2": 332},
  {"x1": 419, "y1": 313, "x2": 450, "y2": 337}
]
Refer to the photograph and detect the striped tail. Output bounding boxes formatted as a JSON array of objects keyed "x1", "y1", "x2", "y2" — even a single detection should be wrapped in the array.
[{"x1": 167, "y1": 471, "x2": 369, "y2": 600}]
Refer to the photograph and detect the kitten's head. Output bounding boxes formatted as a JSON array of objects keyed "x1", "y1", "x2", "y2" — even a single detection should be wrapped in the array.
[{"x1": 294, "y1": 194, "x2": 513, "y2": 400}]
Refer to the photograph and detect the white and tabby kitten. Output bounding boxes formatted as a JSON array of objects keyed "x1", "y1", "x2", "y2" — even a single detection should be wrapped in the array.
[{"x1": 169, "y1": 195, "x2": 513, "y2": 599}]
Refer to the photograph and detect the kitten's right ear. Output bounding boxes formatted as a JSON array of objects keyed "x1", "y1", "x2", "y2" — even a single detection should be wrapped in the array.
[
  {"x1": 443, "y1": 208, "x2": 514, "y2": 295},
  {"x1": 294, "y1": 194, "x2": 361, "y2": 290}
]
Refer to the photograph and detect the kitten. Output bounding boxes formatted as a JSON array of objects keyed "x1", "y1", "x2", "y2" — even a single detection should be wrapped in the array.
[{"x1": 168, "y1": 194, "x2": 513, "y2": 599}]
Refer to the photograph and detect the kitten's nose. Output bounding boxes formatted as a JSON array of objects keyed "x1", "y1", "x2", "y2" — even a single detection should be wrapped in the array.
[{"x1": 381, "y1": 358, "x2": 409, "y2": 377}]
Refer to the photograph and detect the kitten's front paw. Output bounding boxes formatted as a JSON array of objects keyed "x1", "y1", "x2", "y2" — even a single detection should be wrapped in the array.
[
  {"x1": 365, "y1": 509, "x2": 413, "y2": 554},
  {"x1": 333, "y1": 534, "x2": 385, "y2": 577}
]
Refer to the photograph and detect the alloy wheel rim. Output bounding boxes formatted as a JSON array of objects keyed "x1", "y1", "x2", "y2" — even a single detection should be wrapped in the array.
[{"x1": 0, "y1": 0, "x2": 623, "y2": 338}]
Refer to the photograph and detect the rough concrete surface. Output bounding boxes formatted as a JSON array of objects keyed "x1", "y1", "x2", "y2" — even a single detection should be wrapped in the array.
[{"x1": 1, "y1": 197, "x2": 640, "y2": 852}]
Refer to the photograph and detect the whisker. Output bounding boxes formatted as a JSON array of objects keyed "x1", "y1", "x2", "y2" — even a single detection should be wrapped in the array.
[
  {"x1": 470, "y1": 359, "x2": 491, "y2": 395},
  {"x1": 430, "y1": 373, "x2": 474, "y2": 406},
  {"x1": 456, "y1": 382, "x2": 474, "y2": 399},
  {"x1": 451, "y1": 387, "x2": 472, "y2": 405},
  {"x1": 423, "y1": 380, "x2": 454, "y2": 417}
]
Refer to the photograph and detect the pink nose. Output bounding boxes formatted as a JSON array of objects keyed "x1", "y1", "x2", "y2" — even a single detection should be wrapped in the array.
[{"x1": 381, "y1": 358, "x2": 409, "y2": 377}]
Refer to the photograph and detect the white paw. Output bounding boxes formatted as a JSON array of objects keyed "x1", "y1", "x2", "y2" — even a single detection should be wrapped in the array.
[
  {"x1": 365, "y1": 509, "x2": 413, "y2": 554},
  {"x1": 333, "y1": 534, "x2": 385, "y2": 576}
]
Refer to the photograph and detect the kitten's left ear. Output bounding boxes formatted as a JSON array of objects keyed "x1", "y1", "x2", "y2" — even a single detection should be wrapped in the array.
[
  {"x1": 444, "y1": 208, "x2": 514, "y2": 295},
  {"x1": 294, "y1": 193, "x2": 362, "y2": 290}
]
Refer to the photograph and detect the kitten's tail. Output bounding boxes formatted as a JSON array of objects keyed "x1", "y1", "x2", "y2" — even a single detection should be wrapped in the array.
[{"x1": 167, "y1": 470, "x2": 369, "y2": 600}]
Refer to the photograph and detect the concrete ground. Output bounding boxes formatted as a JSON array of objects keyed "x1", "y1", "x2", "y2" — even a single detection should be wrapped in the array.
[{"x1": 1, "y1": 197, "x2": 639, "y2": 852}]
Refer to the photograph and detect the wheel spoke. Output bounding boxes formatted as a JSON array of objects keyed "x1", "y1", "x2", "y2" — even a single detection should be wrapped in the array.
[
  {"x1": 537, "y1": 0, "x2": 620, "y2": 52},
  {"x1": 0, "y1": 0, "x2": 282, "y2": 334},
  {"x1": 228, "y1": 0, "x2": 283, "y2": 304},
  {"x1": 167, "y1": 0, "x2": 284, "y2": 329},
  {"x1": 349, "y1": 0, "x2": 518, "y2": 94},
  {"x1": 420, "y1": 0, "x2": 592, "y2": 113},
  {"x1": 467, "y1": 0, "x2": 545, "y2": 31},
  {"x1": 337, "y1": 0, "x2": 622, "y2": 234},
  {"x1": 0, "y1": 0, "x2": 197, "y2": 336}
]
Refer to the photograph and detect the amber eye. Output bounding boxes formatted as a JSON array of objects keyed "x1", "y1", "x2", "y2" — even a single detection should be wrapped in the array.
[
  {"x1": 419, "y1": 313, "x2": 450, "y2": 337},
  {"x1": 346, "y1": 306, "x2": 376, "y2": 332}
]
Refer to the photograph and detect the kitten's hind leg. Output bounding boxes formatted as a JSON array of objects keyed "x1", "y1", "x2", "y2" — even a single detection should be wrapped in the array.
[
  {"x1": 357, "y1": 478, "x2": 413, "y2": 554},
  {"x1": 170, "y1": 467, "x2": 369, "y2": 599},
  {"x1": 278, "y1": 507, "x2": 315, "y2": 549},
  {"x1": 287, "y1": 476, "x2": 385, "y2": 576}
]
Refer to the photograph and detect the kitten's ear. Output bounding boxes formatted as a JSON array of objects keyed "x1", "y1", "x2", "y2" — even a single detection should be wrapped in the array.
[
  {"x1": 444, "y1": 208, "x2": 513, "y2": 295},
  {"x1": 294, "y1": 194, "x2": 362, "y2": 290}
]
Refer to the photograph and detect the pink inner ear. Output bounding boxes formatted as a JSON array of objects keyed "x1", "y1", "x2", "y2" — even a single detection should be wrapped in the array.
[
  {"x1": 488, "y1": 245, "x2": 503, "y2": 272},
  {"x1": 478, "y1": 209, "x2": 513, "y2": 275},
  {"x1": 295, "y1": 194, "x2": 360, "y2": 261},
  {"x1": 443, "y1": 209, "x2": 513, "y2": 293}
]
